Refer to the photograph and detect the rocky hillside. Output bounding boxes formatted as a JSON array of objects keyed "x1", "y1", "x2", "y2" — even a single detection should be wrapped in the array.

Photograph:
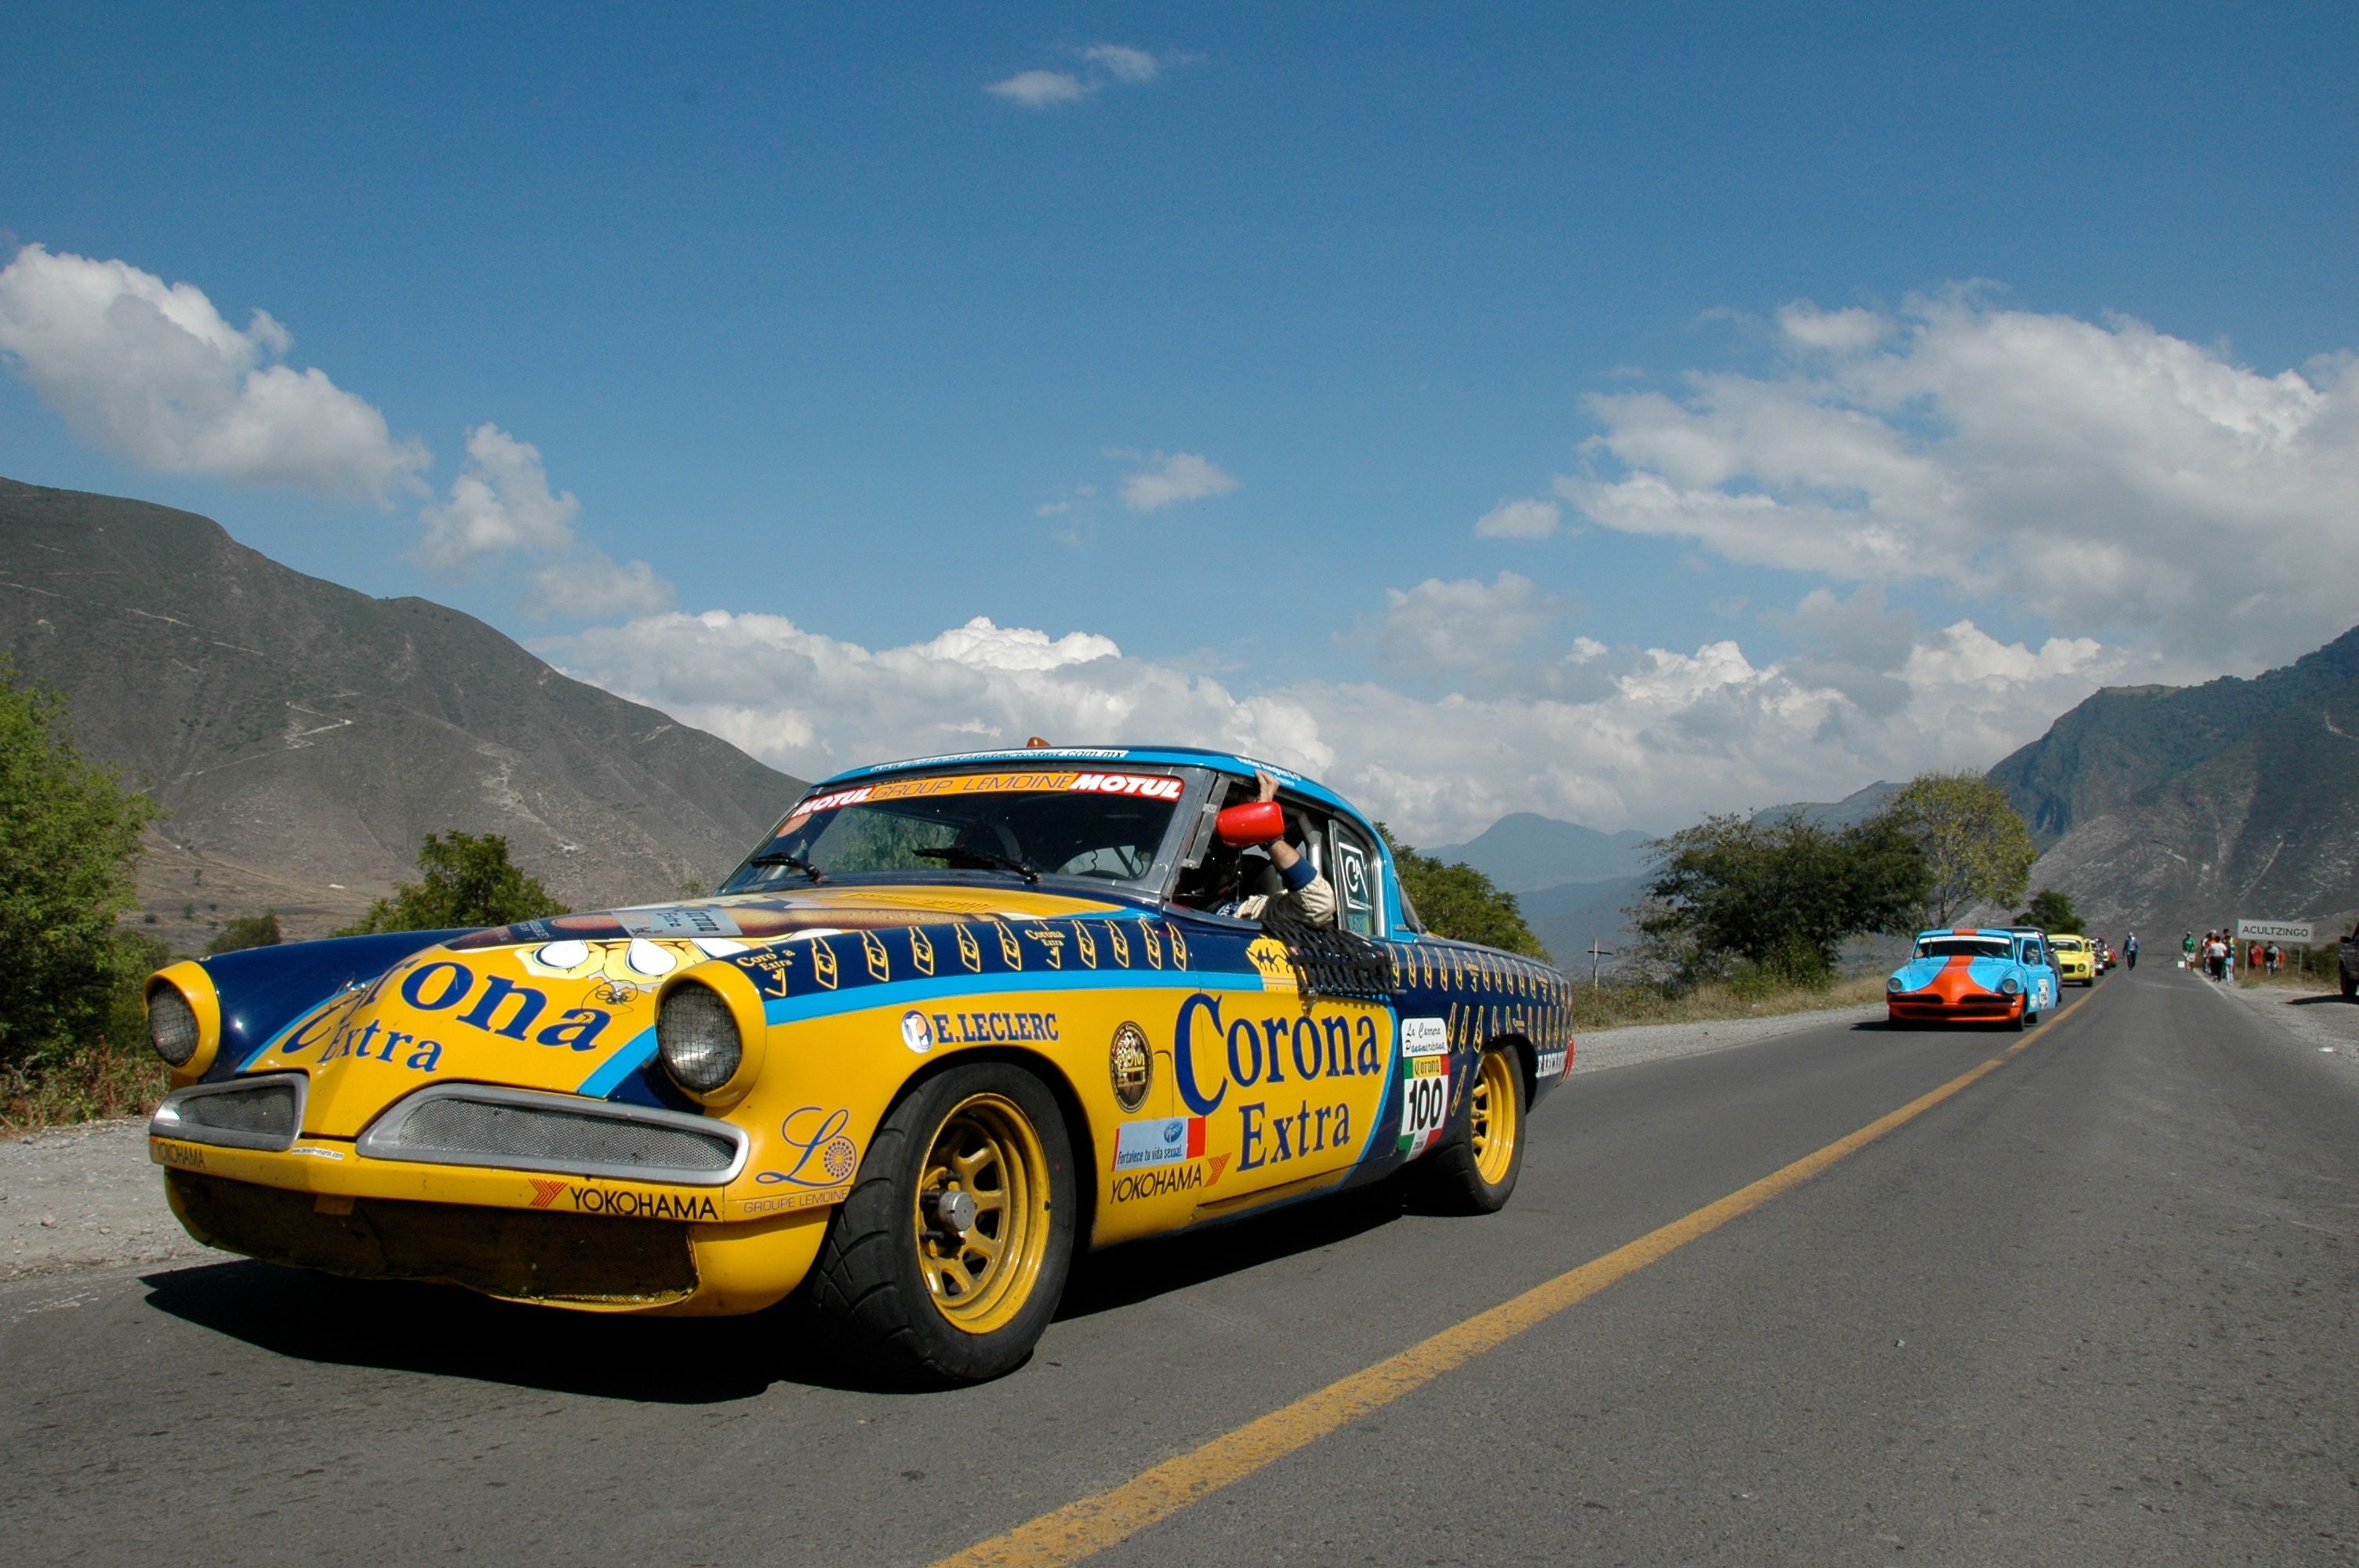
[
  {"x1": 0, "y1": 478, "x2": 804, "y2": 944},
  {"x1": 1994, "y1": 627, "x2": 2359, "y2": 938}
]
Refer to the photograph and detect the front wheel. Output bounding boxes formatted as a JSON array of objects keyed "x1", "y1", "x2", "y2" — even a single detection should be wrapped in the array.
[
  {"x1": 1412, "y1": 1043, "x2": 1525, "y2": 1214},
  {"x1": 799, "y1": 1062, "x2": 1075, "y2": 1387}
]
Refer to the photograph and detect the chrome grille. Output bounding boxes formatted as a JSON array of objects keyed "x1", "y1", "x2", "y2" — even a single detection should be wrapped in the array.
[
  {"x1": 151, "y1": 1075, "x2": 304, "y2": 1152},
  {"x1": 358, "y1": 1086, "x2": 745, "y2": 1185}
]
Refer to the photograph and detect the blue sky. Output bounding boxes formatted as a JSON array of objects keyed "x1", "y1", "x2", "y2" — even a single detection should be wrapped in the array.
[{"x1": 3, "y1": 3, "x2": 2354, "y2": 838}]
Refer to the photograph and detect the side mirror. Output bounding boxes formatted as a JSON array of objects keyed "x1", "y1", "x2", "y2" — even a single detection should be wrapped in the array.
[{"x1": 1216, "y1": 801, "x2": 1285, "y2": 847}]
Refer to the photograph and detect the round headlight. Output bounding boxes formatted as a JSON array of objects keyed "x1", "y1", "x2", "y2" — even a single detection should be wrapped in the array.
[
  {"x1": 149, "y1": 986, "x2": 201, "y2": 1067},
  {"x1": 1886, "y1": 975, "x2": 1906, "y2": 993},
  {"x1": 658, "y1": 982, "x2": 742, "y2": 1094},
  {"x1": 2000, "y1": 975, "x2": 2023, "y2": 995}
]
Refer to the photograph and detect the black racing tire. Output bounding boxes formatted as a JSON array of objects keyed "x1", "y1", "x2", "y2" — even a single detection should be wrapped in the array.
[
  {"x1": 1410, "y1": 1042, "x2": 1526, "y2": 1214},
  {"x1": 2342, "y1": 974, "x2": 2357, "y2": 1000},
  {"x1": 799, "y1": 1061, "x2": 1076, "y2": 1388},
  {"x1": 2009, "y1": 1005, "x2": 2029, "y2": 1032}
]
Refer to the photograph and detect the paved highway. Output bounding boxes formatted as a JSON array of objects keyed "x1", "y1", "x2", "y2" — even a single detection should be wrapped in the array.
[{"x1": 6, "y1": 963, "x2": 2354, "y2": 1565}]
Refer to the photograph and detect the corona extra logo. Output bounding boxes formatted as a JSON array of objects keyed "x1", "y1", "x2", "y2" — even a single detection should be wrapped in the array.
[
  {"x1": 994, "y1": 920, "x2": 1023, "y2": 969},
  {"x1": 1025, "y1": 924, "x2": 1066, "y2": 968},
  {"x1": 812, "y1": 940, "x2": 839, "y2": 990},
  {"x1": 1165, "y1": 923, "x2": 1188, "y2": 970},
  {"x1": 1074, "y1": 924, "x2": 1098, "y2": 968},
  {"x1": 909, "y1": 926, "x2": 936, "y2": 977},
  {"x1": 1108, "y1": 924, "x2": 1131, "y2": 967},
  {"x1": 1141, "y1": 924, "x2": 1162, "y2": 969},
  {"x1": 861, "y1": 929, "x2": 892, "y2": 985},
  {"x1": 957, "y1": 924, "x2": 983, "y2": 972}
]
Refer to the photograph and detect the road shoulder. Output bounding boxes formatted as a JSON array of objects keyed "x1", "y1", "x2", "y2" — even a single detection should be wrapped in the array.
[
  {"x1": 1572, "y1": 1000, "x2": 1886, "y2": 1075},
  {"x1": 2208, "y1": 976, "x2": 2359, "y2": 1059},
  {"x1": 0, "y1": 1118, "x2": 199, "y2": 1280}
]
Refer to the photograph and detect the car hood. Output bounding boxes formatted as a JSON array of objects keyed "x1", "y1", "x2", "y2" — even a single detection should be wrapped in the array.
[
  {"x1": 234, "y1": 885, "x2": 1132, "y2": 1138},
  {"x1": 1888, "y1": 953, "x2": 2017, "y2": 995}
]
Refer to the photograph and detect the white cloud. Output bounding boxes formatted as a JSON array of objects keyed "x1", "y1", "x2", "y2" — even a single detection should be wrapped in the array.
[
  {"x1": 987, "y1": 70, "x2": 1089, "y2": 107},
  {"x1": 1081, "y1": 44, "x2": 1161, "y2": 83},
  {"x1": 1114, "y1": 449, "x2": 1239, "y2": 512},
  {"x1": 1473, "y1": 496, "x2": 1561, "y2": 539},
  {"x1": 988, "y1": 44, "x2": 1183, "y2": 107},
  {"x1": 1558, "y1": 293, "x2": 2359, "y2": 670},
  {"x1": 1354, "y1": 573, "x2": 1562, "y2": 683},
  {"x1": 531, "y1": 550, "x2": 676, "y2": 621},
  {"x1": 0, "y1": 243, "x2": 429, "y2": 500},
  {"x1": 419, "y1": 424, "x2": 581, "y2": 568},
  {"x1": 421, "y1": 423, "x2": 677, "y2": 621},
  {"x1": 543, "y1": 593, "x2": 2125, "y2": 845}
]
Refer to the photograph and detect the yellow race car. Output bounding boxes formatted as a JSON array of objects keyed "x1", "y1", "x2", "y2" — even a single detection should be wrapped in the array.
[
  {"x1": 2048, "y1": 934, "x2": 2096, "y2": 985},
  {"x1": 145, "y1": 746, "x2": 1575, "y2": 1385}
]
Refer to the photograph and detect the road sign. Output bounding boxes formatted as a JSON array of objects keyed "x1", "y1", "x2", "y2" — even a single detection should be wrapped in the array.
[{"x1": 2237, "y1": 920, "x2": 2313, "y2": 944}]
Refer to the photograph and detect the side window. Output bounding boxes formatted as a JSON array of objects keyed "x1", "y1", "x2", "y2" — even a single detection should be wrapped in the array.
[{"x1": 1327, "y1": 819, "x2": 1381, "y2": 937}]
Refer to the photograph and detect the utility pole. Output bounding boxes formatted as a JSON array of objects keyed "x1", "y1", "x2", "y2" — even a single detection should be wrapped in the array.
[{"x1": 1587, "y1": 938, "x2": 1614, "y2": 986}]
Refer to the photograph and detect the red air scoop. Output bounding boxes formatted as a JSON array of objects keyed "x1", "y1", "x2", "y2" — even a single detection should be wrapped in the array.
[{"x1": 1216, "y1": 801, "x2": 1285, "y2": 846}]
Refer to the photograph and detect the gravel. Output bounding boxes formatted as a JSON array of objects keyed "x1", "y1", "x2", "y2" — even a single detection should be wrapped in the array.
[{"x1": 0, "y1": 1116, "x2": 205, "y2": 1280}]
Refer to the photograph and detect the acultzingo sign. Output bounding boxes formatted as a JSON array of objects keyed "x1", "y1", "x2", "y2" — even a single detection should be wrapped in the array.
[{"x1": 2236, "y1": 920, "x2": 2314, "y2": 944}]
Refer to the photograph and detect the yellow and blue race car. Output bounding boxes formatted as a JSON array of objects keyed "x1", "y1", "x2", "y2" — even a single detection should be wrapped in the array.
[{"x1": 144, "y1": 746, "x2": 1575, "y2": 1385}]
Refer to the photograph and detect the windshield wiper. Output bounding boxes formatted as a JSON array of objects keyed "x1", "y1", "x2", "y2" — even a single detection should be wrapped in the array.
[
  {"x1": 913, "y1": 845, "x2": 1039, "y2": 884},
  {"x1": 747, "y1": 850, "x2": 826, "y2": 884}
]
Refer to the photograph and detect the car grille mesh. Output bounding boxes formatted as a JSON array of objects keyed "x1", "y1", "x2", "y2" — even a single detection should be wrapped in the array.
[
  {"x1": 173, "y1": 1080, "x2": 298, "y2": 1142},
  {"x1": 380, "y1": 1097, "x2": 738, "y2": 1174}
]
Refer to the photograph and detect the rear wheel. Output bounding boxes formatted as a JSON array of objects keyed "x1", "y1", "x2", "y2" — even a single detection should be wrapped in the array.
[
  {"x1": 800, "y1": 1062, "x2": 1074, "y2": 1387},
  {"x1": 1412, "y1": 1043, "x2": 1525, "y2": 1214}
]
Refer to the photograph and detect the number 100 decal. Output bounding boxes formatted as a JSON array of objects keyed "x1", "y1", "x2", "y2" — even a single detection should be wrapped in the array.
[{"x1": 1397, "y1": 1057, "x2": 1450, "y2": 1157}]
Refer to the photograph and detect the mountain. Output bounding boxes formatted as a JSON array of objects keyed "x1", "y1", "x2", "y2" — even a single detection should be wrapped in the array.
[
  {"x1": 1994, "y1": 627, "x2": 2359, "y2": 938},
  {"x1": 1758, "y1": 780, "x2": 1903, "y2": 831},
  {"x1": 1990, "y1": 628, "x2": 2359, "y2": 844},
  {"x1": 1427, "y1": 812, "x2": 1654, "y2": 895},
  {"x1": 0, "y1": 478, "x2": 805, "y2": 946},
  {"x1": 1518, "y1": 875, "x2": 1648, "y2": 975}
]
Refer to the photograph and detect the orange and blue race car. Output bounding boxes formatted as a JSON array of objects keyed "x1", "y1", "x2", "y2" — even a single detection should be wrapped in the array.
[
  {"x1": 1885, "y1": 927, "x2": 2062, "y2": 1030},
  {"x1": 143, "y1": 746, "x2": 1576, "y2": 1385}
]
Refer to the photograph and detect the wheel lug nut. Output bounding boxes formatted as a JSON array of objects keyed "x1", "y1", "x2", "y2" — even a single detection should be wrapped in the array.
[{"x1": 935, "y1": 1190, "x2": 978, "y2": 1236}]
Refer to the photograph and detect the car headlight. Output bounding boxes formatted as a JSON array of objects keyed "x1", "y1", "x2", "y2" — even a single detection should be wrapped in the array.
[
  {"x1": 2000, "y1": 975, "x2": 2022, "y2": 995},
  {"x1": 1886, "y1": 976, "x2": 1905, "y2": 993},
  {"x1": 657, "y1": 982, "x2": 742, "y2": 1094},
  {"x1": 149, "y1": 985, "x2": 201, "y2": 1067}
]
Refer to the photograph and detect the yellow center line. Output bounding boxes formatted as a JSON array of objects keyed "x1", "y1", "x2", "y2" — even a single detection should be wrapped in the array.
[{"x1": 932, "y1": 1032, "x2": 2045, "y2": 1568}]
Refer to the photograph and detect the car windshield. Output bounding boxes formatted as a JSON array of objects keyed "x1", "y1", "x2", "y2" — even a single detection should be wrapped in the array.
[
  {"x1": 722, "y1": 767, "x2": 1189, "y2": 893},
  {"x1": 1914, "y1": 936, "x2": 2012, "y2": 960}
]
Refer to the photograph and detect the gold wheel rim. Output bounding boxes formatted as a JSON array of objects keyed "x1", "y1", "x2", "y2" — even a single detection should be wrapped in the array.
[
  {"x1": 1469, "y1": 1049, "x2": 1519, "y2": 1187},
  {"x1": 913, "y1": 1092, "x2": 1051, "y2": 1336}
]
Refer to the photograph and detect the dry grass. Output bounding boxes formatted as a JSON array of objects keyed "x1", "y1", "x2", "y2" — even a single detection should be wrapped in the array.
[
  {"x1": 1568, "y1": 971, "x2": 1888, "y2": 1032},
  {"x1": 0, "y1": 1039, "x2": 169, "y2": 1138}
]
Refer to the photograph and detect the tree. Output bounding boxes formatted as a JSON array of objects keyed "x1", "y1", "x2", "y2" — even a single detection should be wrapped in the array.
[
  {"x1": 2014, "y1": 889, "x2": 2084, "y2": 935},
  {"x1": 1377, "y1": 827, "x2": 1550, "y2": 960},
  {"x1": 1884, "y1": 771, "x2": 2038, "y2": 929},
  {"x1": 0, "y1": 661, "x2": 156, "y2": 1077},
  {"x1": 336, "y1": 832, "x2": 567, "y2": 935},
  {"x1": 1634, "y1": 811, "x2": 1928, "y2": 987},
  {"x1": 206, "y1": 910, "x2": 283, "y2": 954}
]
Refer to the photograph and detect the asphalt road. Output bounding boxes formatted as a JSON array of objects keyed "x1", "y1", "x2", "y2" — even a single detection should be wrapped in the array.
[{"x1": 6, "y1": 964, "x2": 2354, "y2": 1566}]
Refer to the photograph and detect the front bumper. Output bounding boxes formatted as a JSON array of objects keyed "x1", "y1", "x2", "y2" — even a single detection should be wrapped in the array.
[
  {"x1": 148, "y1": 1083, "x2": 838, "y2": 1315},
  {"x1": 1887, "y1": 991, "x2": 2024, "y2": 1024}
]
